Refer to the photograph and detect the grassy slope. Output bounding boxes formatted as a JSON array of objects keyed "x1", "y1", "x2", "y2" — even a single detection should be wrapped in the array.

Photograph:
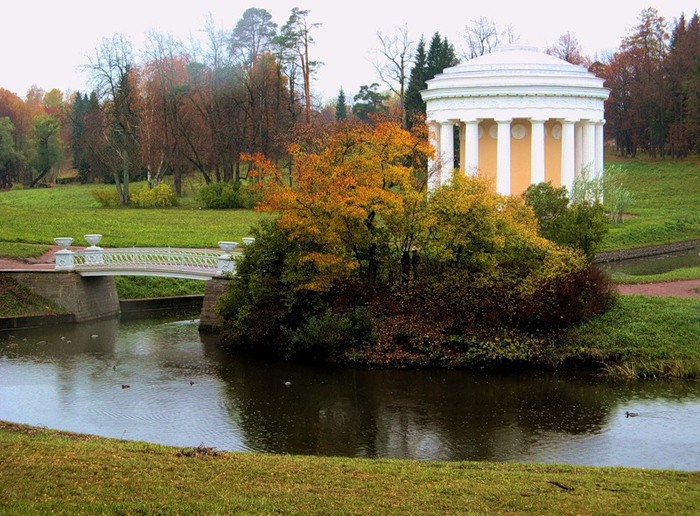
[
  {"x1": 1, "y1": 422, "x2": 698, "y2": 515},
  {"x1": 601, "y1": 159, "x2": 700, "y2": 251}
]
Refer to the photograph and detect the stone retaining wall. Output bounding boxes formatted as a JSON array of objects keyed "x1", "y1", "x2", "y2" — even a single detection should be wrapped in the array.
[
  {"x1": 595, "y1": 240, "x2": 700, "y2": 263},
  {"x1": 5, "y1": 271, "x2": 120, "y2": 323}
]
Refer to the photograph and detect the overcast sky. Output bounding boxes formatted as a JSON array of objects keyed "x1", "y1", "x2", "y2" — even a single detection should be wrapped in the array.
[{"x1": 3, "y1": 1, "x2": 698, "y2": 104}]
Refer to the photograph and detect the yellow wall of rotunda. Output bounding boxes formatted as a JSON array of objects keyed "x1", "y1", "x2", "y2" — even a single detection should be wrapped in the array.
[{"x1": 510, "y1": 118, "x2": 532, "y2": 195}]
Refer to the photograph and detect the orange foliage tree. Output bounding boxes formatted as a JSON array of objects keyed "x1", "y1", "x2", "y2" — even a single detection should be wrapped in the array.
[{"x1": 245, "y1": 120, "x2": 433, "y2": 290}]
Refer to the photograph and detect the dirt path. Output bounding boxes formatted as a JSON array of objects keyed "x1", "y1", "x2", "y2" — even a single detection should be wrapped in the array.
[
  {"x1": 617, "y1": 279, "x2": 700, "y2": 299},
  {"x1": 0, "y1": 246, "x2": 60, "y2": 271}
]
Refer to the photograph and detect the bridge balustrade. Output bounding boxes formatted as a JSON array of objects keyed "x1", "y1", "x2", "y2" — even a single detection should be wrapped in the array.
[{"x1": 53, "y1": 235, "x2": 252, "y2": 279}]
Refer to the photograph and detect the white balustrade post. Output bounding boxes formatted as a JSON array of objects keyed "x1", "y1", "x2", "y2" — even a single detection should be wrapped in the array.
[
  {"x1": 83, "y1": 234, "x2": 104, "y2": 265},
  {"x1": 217, "y1": 241, "x2": 238, "y2": 275},
  {"x1": 54, "y1": 237, "x2": 75, "y2": 271}
]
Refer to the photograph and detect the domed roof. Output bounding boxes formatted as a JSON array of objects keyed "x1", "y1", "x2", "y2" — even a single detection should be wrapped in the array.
[
  {"x1": 447, "y1": 45, "x2": 583, "y2": 73},
  {"x1": 422, "y1": 45, "x2": 609, "y2": 101}
]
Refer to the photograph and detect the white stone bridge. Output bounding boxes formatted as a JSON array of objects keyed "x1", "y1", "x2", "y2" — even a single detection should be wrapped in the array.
[{"x1": 53, "y1": 235, "x2": 252, "y2": 280}]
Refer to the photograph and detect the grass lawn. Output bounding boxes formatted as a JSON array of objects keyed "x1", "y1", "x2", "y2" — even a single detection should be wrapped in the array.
[
  {"x1": 601, "y1": 158, "x2": 700, "y2": 251},
  {"x1": 562, "y1": 295, "x2": 700, "y2": 379},
  {"x1": 0, "y1": 182, "x2": 269, "y2": 248},
  {"x1": 1, "y1": 421, "x2": 698, "y2": 515},
  {"x1": 611, "y1": 265, "x2": 700, "y2": 284}
]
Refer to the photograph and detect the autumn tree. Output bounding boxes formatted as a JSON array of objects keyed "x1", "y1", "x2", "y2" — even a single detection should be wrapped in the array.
[
  {"x1": 87, "y1": 34, "x2": 141, "y2": 204},
  {"x1": 666, "y1": 12, "x2": 700, "y2": 156},
  {"x1": 546, "y1": 32, "x2": 588, "y2": 65},
  {"x1": 246, "y1": 120, "x2": 433, "y2": 290},
  {"x1": 0, "y1": 88, "x2": 31, "y2": 182},
  {"x1": 604, "y1": 8, "x2": 670, "y2": 158},
  {"x1": 0, "y1": 117, "x2": 20, "y2": 188}
]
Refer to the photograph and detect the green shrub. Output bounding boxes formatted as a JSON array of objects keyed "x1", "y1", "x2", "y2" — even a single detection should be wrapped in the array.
[
  {"x1": 198, "y1": 181, "x2": 259, "y2": 209},
  {"x1": 290, "y1": 307, "x2": 376, "y2": 361},
  {"x1": 523, "y1": 181, "x2": 609, "y2": 260},
  {"x1": 130, "y1": 183, "x2": 177, "y2": 208},
  {"x1": 92, "y1": 188, "x2": 119, "y2": 207}
]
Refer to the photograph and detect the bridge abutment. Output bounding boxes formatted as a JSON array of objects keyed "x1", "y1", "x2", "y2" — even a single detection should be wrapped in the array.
[
  {"x1": 199, "y1": 277, "x2": 230, "y2": 333},
  {"x1": 6, "y1": 271, "x2": 120, "y2": 323}
]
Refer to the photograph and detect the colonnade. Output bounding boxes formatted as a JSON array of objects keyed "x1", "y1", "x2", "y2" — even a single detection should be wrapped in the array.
[{"x1": 427, "y1": 117, "x2": 605, "y2": 196}]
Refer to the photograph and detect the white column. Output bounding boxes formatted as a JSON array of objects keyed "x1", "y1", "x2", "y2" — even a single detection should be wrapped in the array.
[
  {"x1": 561, "y1": 120, "x2": 576, "y2": 195},
  {"x1": 465, "y1": 120, "x2": 480, "y2": 176},
  {"x1": 583, "y1": 120, "x2": 596, "y2": 176},
  {"x1": 440, "y1": 121, "x2": 454, "y2": 184},
  {"x1": 459, "y1": 123, "x2": 466, "y2": 174},
  {"x1": 530, "y1": 119, "x2": 546, "y2": 185},
  {"x1": 496, "y1": 119, "x2": 512, "y2": 195},
  {"x1": 575, "y1": 123, "x2": 583, "y2": 177},
  {"x1": 427, "y1": 122, "x2": 440, "y2": 190},
  {"x1": 595, "y1": 121, "x2": 605, "y2": 178}
]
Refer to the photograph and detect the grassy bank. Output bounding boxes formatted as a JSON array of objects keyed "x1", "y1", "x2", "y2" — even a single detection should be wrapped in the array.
[
  {"x1": 1, "y1": 422, "x2": 697, "y2": 515},
  {"x1": 601, "y1": 159, "x2": 700, "y2": 251},
  {"x1": 561, "y1": 295, "x2": 700, "y2": 379},
  {"x1": 611, "y1": 265, "x2": 700, "y2": 284},
  {"x1": 0, "y1": 277, "x2": 64, "y2": 318}
]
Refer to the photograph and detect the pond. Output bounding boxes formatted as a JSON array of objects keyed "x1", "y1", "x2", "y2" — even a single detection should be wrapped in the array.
[{"x1": 1, "y1": 315, "x2": 699, "y2": 470}]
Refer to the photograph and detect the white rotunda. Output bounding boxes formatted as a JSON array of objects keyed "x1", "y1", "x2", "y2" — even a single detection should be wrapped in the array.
[{"x1": 421, "y1": 46, "x2": 610, "y2": 196}]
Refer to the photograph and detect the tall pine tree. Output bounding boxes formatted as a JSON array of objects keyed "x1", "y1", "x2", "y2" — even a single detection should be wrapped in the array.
[
  {"x1": 404, "y1": 37, "x2": 427, "y2": 128},
  {"x1": 335, "y1": 88, "x2": 347, "y2": 120},
  {"x1": 404, "y1": 33, "x2": 458, "y2": 128}
]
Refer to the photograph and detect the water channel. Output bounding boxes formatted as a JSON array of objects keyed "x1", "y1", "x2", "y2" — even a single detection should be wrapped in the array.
[
  {"x1": 1, "y1": 315, "x2": 698, "y2": 470},
  {"x1": 603, "y1": 244, "x2": 700, "y2": 276}
]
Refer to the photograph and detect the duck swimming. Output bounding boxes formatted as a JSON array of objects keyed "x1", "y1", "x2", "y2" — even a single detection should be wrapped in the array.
[{"x1": 625, "y1": 411, "x2": 639, "y2": 418}]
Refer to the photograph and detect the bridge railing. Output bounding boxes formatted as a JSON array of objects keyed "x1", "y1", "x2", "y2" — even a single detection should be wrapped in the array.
[{"x1": 53, "y1": 235, "x2": 253, "y2": 277}]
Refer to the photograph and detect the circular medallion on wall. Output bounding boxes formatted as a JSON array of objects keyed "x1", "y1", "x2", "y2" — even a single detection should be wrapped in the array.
[
  {"x1": 511, "y1": 124, "x2": 527, "y2": 140},
  {"x1": 489, "y1": 124, "x2": 498, "y2": 139},
  {"x1": 552, "y1": 124, "x2": 562, "y2": 140}
]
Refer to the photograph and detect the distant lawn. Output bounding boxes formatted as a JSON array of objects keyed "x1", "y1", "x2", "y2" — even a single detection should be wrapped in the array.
[
  {"x1": 601, "y1": 158, "x2": 700, "y2": 251},
  {"x1": 0, "y1": 242, "x2": 50, "y2": 260},
  {"x1": 0, "y1": 182, "x2": 270, "y2": 248}
]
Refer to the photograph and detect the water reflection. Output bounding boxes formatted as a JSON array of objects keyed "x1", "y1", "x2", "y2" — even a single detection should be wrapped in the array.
[{"x1": 1, "y1": 317, "x2": 699, "y2": 470}]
